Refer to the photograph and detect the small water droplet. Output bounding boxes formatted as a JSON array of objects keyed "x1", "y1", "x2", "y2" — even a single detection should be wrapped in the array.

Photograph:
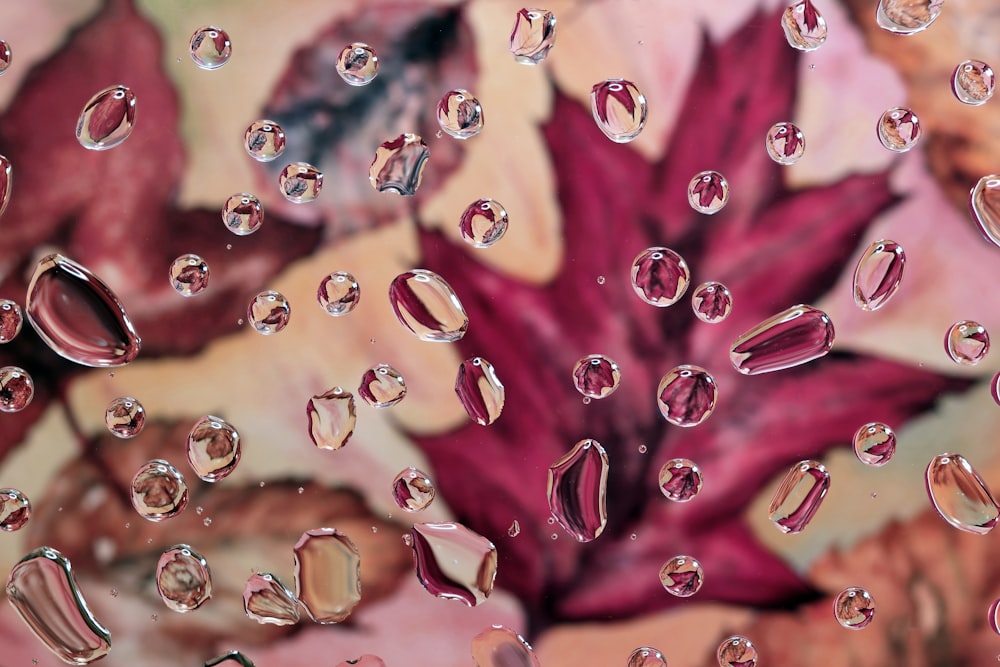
[
  {"x1": 279, "y1": 162, "x2": 323, "y2": 203},
  {"x1": 437, "y1": 89, "x2": 484, "y2": 139},
  {"x1": 247, "y1": 290, "x2": 290, "y2": 335},
  {"x1": 149, "y1": 614, "x2": 157, "y2": 622},
  {"x1": 765, "y1": 121, "x2": 806, "y2": 165},
  {"x1": 659, "y1": 458, "x2": 703, "y2": 502},
  {"x1": 691, "y1": 281, "x2": 733, "y2": 323},
  {"x1": 768, "y1": 459, "x2": 831, "y2": 534},
  {"x1": 657, "y1": 365, "x2": 717, "y2": 427},
  {"x1": 926, "y1": 453, "x2": 999, "y2": 534},
  {"x1": 876, "y1": 0, "x2": 942, "y2": 34},
  {"x1": 389, "y1": 269, "x2": 468, "y2": 342},
  {"x1": 203, "y1": 517, "x2": 212, "y2": 526},
  {"x1": 472, "y1": 625, "x2": 540, "y2": 667},
  {"x1": 877, "y1": 107, "x2": 921, "y2": 152},
  {"x1": 627, "y1": 646, "x2": 667, "y2": 667},
  {"x1": 109, "y1": 588, "x2": 118, "y2": 598},
  {"x1": 76, "y1": 85, "x2": 136, "y2": 150},
  {"x1": 688, "y1": 170, "x2": 730, "y2": 215},
  {"x1": 294, "y1": 528, "x2": 361, "y2": 622},
  {"x1": 189, "y1": 26, "x2": 231, "y2": 70},
  {"x1": 853, "y1": 422, "x2": 896, "y2": 466},
  {"x1": 638, "y1": 444, "x2": 648, "y2": 454},
  {"x1": 730, "y1": 304, "x2": 835, "y2": 375},
  {"x1": 186, "y1": 415, "x2": 241, "y2": 482},
  {"x1": 548, "y1": 439, "x2": 609, "y2": 542},
  {"x1": 809, "y1": 63, "x2": 817, "y2": 70},
  {"x1": 243, "y1": 572, "x2": 299, "y2": 626},
  {"x1": 244, "y1": 120, "x2": 286, "y2": 162},
  {"x1": 222, "y1": 193, "x2": 264, "y2": 236},
  {"x1": 369, "y1": 134, "x2": 429, "y2": 196},
  {"x1": 0, "y1": 488, "x2": 31, "y2": 531},
  {"x1": 402, "y1": 533, "x2": 413, "y2": 547},
  {"x1": 455, "y1": 357, "x2": 505, "y2": 425},
  {"x1": 0, "y1": 40, "x2": 10, "y2": 75},
  {"x1": 130, "y1": 459, "x2": 189, "y2": 522},
  {"x1": 782, "y1": 0, "x2": 828, "y2": 51},
  {"x1": 945, "y1": 320, "x2": 989, "y2": 365},
  {"x1": 550, "y1": 533, "x2": 558, "y2": 540},
  {"x1": 595, "y1": 275, "x2": 606, "y2": 285},
  {"x1": 317, "y1": 271, "x2": 360, "y2": 317},
  {"x1": 392, "y1": 467, "x2": 436, "y2": 512},
  {"x1": 357, "y1": 364, "x2": 406, "y2": 408},
  {"x1": 307, "y1": 387, "x2": 356, "y2": 450},
  {"x1": 853, "y1": 240, "x2": 905, "y2": 311},
  {"x1": 507, "y1": 520, "x2": 520, "y2": 537},
  {"x1": 590, "y1": 78, "x2": 647, "y2": 143},
  {"x1": 547, "y1": 517, "x2": 555, "y2": 525},
  {"x1": 952, "y1": 60, "x2": 995, "y2": 105},
  {"x1": 630, "y1": 247, "x2": 690, "y2": 306},
  {"x1": 297, "y1": 486, "x2": 304, "y2": 495},
  {"x1": 169, "y1": 253, "x2": 210, "y2": 297},
  {"x1": 336, "y1": 42, "x2": 379, "y2": 86},
  {"x1": 0, "y1": 298, "x2": 23, "y2": 342},
  {"x1": 717, "y1": 636, "x2": 757, "y2": 667},
  {"x1": 105, "y1": 396, "x2": 145, "y2": 438},
  {"x1": 659, "y1": 554, "x2": 704, "y2": 598},
  {"x1": 970, "y1": 175, "x2": 1000, "y2": 247},
  {"x1": 156, "y1": 545, "x2": 212, "y2": 612},
  {"x1": 459, "y1": 199, "x2": 508, "y2": 248},
  {"x1": 509, "y1": 8, "x2": 556, "y2": 65},
  {"x1": 0, "y1": 366, "x2": 33, "y2": 413},
  {"x1": 409, "y1": 522, "x2": 497, "y2": 606},
  {"x1": 834, "y1": 587, "x2": 875, "y2": 629}
]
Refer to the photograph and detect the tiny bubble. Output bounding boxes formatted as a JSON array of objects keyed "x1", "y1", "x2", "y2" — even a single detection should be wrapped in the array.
[
  {"x1": 226, "y1": 244, "x2": 232, "y2": 251},
  {"x1": 195, "y1": 506, "x2": 203, "y2": 515},
  {"x1": 57, "y1": 507, "x2": 63, "y2": 512},
  {"x1": 435, "y1": 130, "x2": 443, "y2": 138},
  {"x1": 630, "y1": 532, "x2": 637, "y2": 540},
  {"x1": 124, "y1": 522, "x2": 130, "y2": 529},
  {"x1": 550, "y1": 533, "x2": 558, "y2": 540},
  {"x1": 371, "y1": 525, "x2": 378, "y2": 533},
  {"x1": 547, "y1": 516, "x2": 555, "y2": 525},
  {"x1": 203, "y1": 517, "x2": 212, "y2": 526},
  {"x1": 402, "y1": 534, "x2": 413, "y2": 547},
  {"x1": 809, "y1": 63, "x2": 816, "y2": 70},
  {"x1": 110, "y1": 588, "x2": 118, "y2": 598},
  {"x1": 108, "y1": 371, "x2": 115, "y2": 378},
  {"x1": 638, "y1": 40, "x2": 645, "y2": 45},
  {"x1": 150, "y1": 614, "x2": 158, "y2": 622},
  {"x1": 638, "y1": 444, "x2": 648, "y2": 454},
  {"x1": 297, "y1": 486, "x2": 304, "y2": 494},
  {"x1": 32, "y1": 660, "x2": 38, "y2": 665},
  {"x1": 871, "y1": 491, "x2": 878, "y2": 499},
  {"x1": 237, "y1": 318, "x2": 244, "y2": 325},
  {"x1": 370, "y1": 337, "x2": 376, "y2": 344},
  {"x1": 582, "y1": 396, "x2": 591, "y2": 405},
  {"x1": 596, "y1": 275, "x2": 606, "y2": 285},
  {"x1": 259, "y1": 481, "x2": 266, "y2": 487},
  {"x1": 146, "y1": 538, "x2": 153, "y2": 544}
]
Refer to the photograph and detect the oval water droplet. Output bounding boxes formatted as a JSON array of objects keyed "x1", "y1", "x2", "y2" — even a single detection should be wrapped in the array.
[
  {"x1": 876, "y1": 0, "x2": 942, "y2": 34},
  {"x1": 657, "y1": 365, "x2": 717, "y2": 427},
  {"x1": 437, "y1": 89, "x2": 484, "y2": 140},
  {"x1": 317, "y1": 271, "x2": 360, "y2": 317},
  {"x1": 389, "y1": 269, "x2": 468, "y2": 342},
  {"x1": 853, "y1": 240, "x2": 905, "y2": 311},
  {"x1": 105, "y1": 396, "x2": 145, "y2": 439},
  {"x1": 630, "y1": 247, "x2": 690, "y2": 307},
  {"x1": 659, "y1": 458, "x2": 703, "y2": 502},
  {"x1": 409, "y1": 522, "x2": 497, "y2": 606},
  {"x1": 970, "y1": 176, "x2": 1000, "y2": 248},
  {"x1": 0, "y1": 298, "x2": 22, "y2": 343},
  {"x1": 590, "y1": 79, "x2": 647, "y2": 143},
  {"x1": 369, "y1": 134, "x2": 429, "y2": 196},
  {"x1": 659, "y1": 555, "x2": 704, "y2": 598},
  {"x1": 571, "y1": 354, "x2": 620, "y2": 399},
  {"x1": 782, "y1": 0, "x2": 828, "y2": 51},
  {"x1": 6, "y1": 547, "x2": 111, "y2": 665},
  {"x1": 834, "y1": 587, "x2": 875, "y2": 630},
  {"x1": 877, "y1": 107, "x2": 921, "y2": 152},
  {"x1": 688, "y1": 170, "x2": 730, "y2": 215},
  {"x1": 169, "y1": 253, "x2": 209, "y2": 297},
  {"x1": 358, "y1": 363, "x2": 406, "y2": 408},
  {"x1": 205, "y1": 652, "x2": 254, "y2": 667},
  {"x1": 243, "y1": 572, "x2": 299, "y2": 626},
  {"x1": 627, "y1": 647, "x2": 667, "y2": 667},
  {"x1": 0, "y1": 153, "x2": 12, "y2": 220},
  {"x1": 768, "y1": 459, "x2": 831, "y2": 534},
  {"x1": 306, "y1": 387, "x2": 356, "y2": 450},
  {"x1": 130, "y1": 459, "x2": 189, "y2": 522},
  {"x1": 472, "y1": 625, "x2": 540, "y2": 667},
  {"x1": 279, "y1": 162, "x2": 323, "y2": 203},
  {"x1": 717, "y1": 636, "x2": 757, "y2": 667},
  {"x1": 509, "y1": 8, "x2": 556, "y2": 65},
  {"x1": 244, "y1": 120, "x2": 286, "y2": 162},
  {"x1": 76, "y1": 85, "x2": 136, "y2": 150},
  {"x1": 186, "y1": 415, "x2": 241, "y2": 482},
  {"x1": 0, "y1": 366, "x2": 33, "y2": 413},
  {"x1": 455, "y1": 357, "x2": 505, "y2": 425},
  {"x1": 547, "y1": 439, "x2": 609, "y2": 542},
  {"x1": 853, "y1": 422, "x2": 896, "y2": 466},
  {"x1": 765, "y1": 121, "x2": 806, "y2": 165},
  {"x1": 0, "y1": 488, "x2": 31, "y2": 531},
  {"x1": 336, "y1": 42, "x2": 379, "y2": 86},
  {"x1": 925, "y1": 453, "x2": 999, "y2": 534},
  {"x1": 392, "y1": 467, "x2": 436, "y2": 512},
  {"x1": 189, "y1": 26, "x2": 231, "y2": 70},
  {"x1": 691, "y1": 281, "x2": 733, "y2": 323},
  {"x1": 459, "y1": 199, "x2": 508, "y2": 248},
  {"x1": 26, "y1": 254, "x2": 141, "y2": 367},
  {"x1": 247, "y1": 290, "x2": 290, "y2": 335},
  {"x1": 952, "y1": 60, "x2": 995, "y2": 106},
  {"x1": 156, "y1": 545, "x2": 212, "y2": 612},
  {"x1": 730, "y1": 304, "x2": 835, "y2": 375},
  {"x1": 293, "y1": 528, "x2": 361, "y2": 623},
  {"x1": 222, "y1": 193, "x2": 264, "y2": 236},
  {"x1": 0, "y1": 40, "x2": 10, "y2": 75},
  {"x1": 945, "y1": 320, "x2": 989, "y2": 365}
]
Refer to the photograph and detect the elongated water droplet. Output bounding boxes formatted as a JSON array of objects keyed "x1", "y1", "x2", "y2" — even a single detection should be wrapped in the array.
[
  {"x1": 205, "y1": 652, "x2": 254, "y2": 667},
  {"x1": 130, "y1": 459, "x2": 189, "y2": 522},
  {"x1": 169, "y1": 254, "x2": 209, "y2": 297},
  {"x1": 293, "y1": 528, "x2": 361, "y2": 623},
  {"x1": 156, "y1": 545, "x2": 211, "y2": 612},
  {"x1": 409, "y1": 522, "x2": 496, "y2": 606},
  {"x1": 768, "y1": 459, "x2": 830, "y2": 534},
  {"x1": 630, "y1": 247, "x2": 690, "y2": 307},
  {"x1": 392, "y1": 467, "x2": 436, "y2": 512},
  {"x1": 456, "y1": 357, "x2": 505, "y2": 425},
  {"x1": 472, "y1": 625, "x2": 540, "y2": 667},
  {"x1": 590, "y1": 79, "x2": 647, "y2": 143},
  {"x1": 279, "y1": 162, "x2": 323, "y2": 203},
  {"x1": 244, "y1": 120, "x2": 286, "y2": 162},
  {"x1": 389, "y1": 269, "x2": 468, "y2": 342},
  {"x1": 0, "y1": 366, "x2": 33, "y2": 413},
  {"x1": 627, "y1": 647, "x2": 667, "y2": 667},
  {"x1": 437, "y1": 89, "x2": 484, "y2": 140},
  {"x1": 507, "y1": 520, "x2": 520, "y2": 537},
  {"x1": 336, "y1": 42, "x2": 379, "y2": 86},
  {"x1": 0, "y1": 40, "x2": 10, "y2": 75},
  {"x1": 853, "y1": 240, "x2": 905, "y2": 311},
  {"x1": 952, "y1": 60, "x2": 995, "y2": 106},
  {"x1": 459, "y1": 199, "x2": 508, "y2": 248},
  {"x1": 730, "y1": 304, "x2": 835, "y2": 375},
  {"x1": 0, "y1": 298, "x2": 22, "y2": 342},
  {"x1": 76, "y1": 85, "x2": 135, "y2": 150},
  {"x1": 659, "y1": 458, "x2": 703, "y2": 502},
  {"x1": 877, "y1": 107, "x2": 921, "y2": 152},
  {"x1": 572, "y1": 354, "x2": 620, "y2": 399},
  {"x1": 717, "y1": 636, "x2": 757, "y2": 667},
  {"x1": 926, "y1": 453, "x2": 999, "y2": 534},
  {"x1": 853, "y1": 422, "x2": 896, "y2": 466},
  {"x1": 189, "y1": 26, "x2": 231, "y2": 70},
  {"x1": 691, "y1": 281, "x2": 733, "y2": 323},
  {"x1": 6, "y1": 547, "x2": 111, "y2": 665},
  {"x1": 659, "y1": 555, "x2": 704, "y2": 597},
  {"x1": 876, "y1": 0, "x2": 942, "y2": 34},
  {"x1": 782, "y1": 0, "x2": 828, "y2": 51},
  {"x1": 358, "y1": 364, "x2": 406, "y2": 407},
  {"x1": 186, "y1": 416, "x2": 240, "y2": 482},
  {"x1": 104, "y1": 396, "x2": 144, "y2": 439},
  {"x1": 765, "y1": 121, "x2": 806, "y2": 165},
  {"x1": 222, "y1": 193, "x2": 264, "y2": 235},
  {"x1": 243, "y1": 572, "x2": 299, "y2": 626},
  {"x1": 317, "y1": 272, "x2": 360, "y2": 316},
  {"x1": 369, "y1": 134, "x2": 429, "y2": 196},
  {"x1": 0, "y1": 488, "x2": 31, "y2": 531},
  {"x1": 834, "y1": 587, "x2": 875, "y2": 630},
  {"x1": 688, "y1": 170, "x2": 729, "y2": 215},
  {"x1": 247, "y1": 290, "x2": 290, "y2": 335},
  {"x1": 657, "y1": 365, "x2": 717, "y2": 427},
  {"x1": 509, "y1": 8, "x2": 556, "y2": 65},
  {"x1": 945, "y1": 320, "x2": 989, "y2": 365},
  {"x1": 970, "y1": 175, "x2": 1000, "y2": 248},
  {"x1": 547, "y1": 439, "x2": 609, "y2": 542},
  {"x1": 26, "y1": 254, "x2": 141, "y2": 367},
  {"x1": 306, "y1": 387, "x2": 356, "y2": 450},
  {"x1": 0, "y1": 153, "x2": 12, "y2": 220}
]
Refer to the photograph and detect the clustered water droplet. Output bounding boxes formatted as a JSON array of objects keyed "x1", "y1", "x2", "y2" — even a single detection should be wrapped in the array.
[
  {"x1": 244, "y1": 120, "x2": 286, "y2": 162},
  {"x1": 926, "y1": 453, "x2": 999, "y2": 534},
  {"x1": 590, "y1": 79, "x2": 647, "y2": 143},
  {"x1": 572, "y1": 354, "x2": 621, "y2": 399},
  {"x1": 130, "y1": 459, "x2": 189, "y2": 522},
  {"x1": 765, "y1": 121, "x2": 806, "y2": 165},
  {"x1": 317, "y1": 271, "x2": 361, "y2": 316},
  {"x1": 657, "y1": 365, "x2": 717, "y2": 427},
  {"x1": 336, "y1": 42, "x2": 379, "y2": 86},
  {"x1": 105, "y1": 396, "x2": 145, "y2": 438},
  {"x1": 359, "y1": 363, "x2": 407, "y2": 408},
  {"x1": 659, "y1": 458, "x2": 703, "y2": 502},
  {"x1": 307, "y1": 387, "x2": 356, "y2": 450},
  {"x1": 970, "y1": 175, "x2": 1000, "y2": 248},
  {"x1": 768, "y1": 459, "x2": 830, "y2": 534},
  {"x1": 294, "y1": 528, "x2": 362, "y2": 622},
  {"x1": 834, "y1": 586, "x2": 876, "y2": 629},
  {"x1": 876, "y1": 0, "x2": 943, "y2": 35},
  {"x1": 389, "y1": 270, "x2": 468, "y2": 342},
  {"x1": 509, "y1": 8, "x2": 557, "y2": 65},
  {"x1": 247, "y1": 290, "x2": 291, "y2": 335},
  {"x1": 279, "y1": 162, "x2": 323, "y2": 203},
  {"x1": 369, "y1": 134, "x2": 429, "y2": 196},
  {"x1": 222, "y1": 193, "x2": 264, "y2": 236},
  {"x1": 627, "y1": 646, "x2": 667, "y2": 667},
  {"x1": 853, "y1": 422, "x2": 896, "y2": 466},
  {"x1": 659, "y1": 554, "x2": 704, "y2": 597},
  {"x1": 0, "y1": 366, "x2": 33, "y2": 413},
  {"x1": 730, "y1": 304, "x2": 835, "y2": 375},
  {"x1": 189, "y1": 26, "x2": 232, "y2": 70},
  {"x1": 853, "y1": 240, "x2": 905, "y2": 311},
  {"x1": 945, "y1": 320, "x2": 990, "y2": 365},
  {"x1": 781, "y1": 0, "x2": 828, "y2": 52},
  {"x1": 0, "y1": 488, "x2": 31, "y2": 531},
  {"x1": 169, "y1": 253, "x2": 210, "y2": 297},
  {"x1": 688, "y1": 170, "x2": 730, "y2": 215},
  {"x1": 630, "y1": 247, "x2": 690, "y2": 307},
  {"x1": 0, "y1": 299, "x2": 24, "y2": 343},
  {"x1": 243, "y1": 572, "x2": 300, "y2": 626},
  {"x1": 409, "y1": 522, "x2": 497, "y2": 606},
  {"x1": 547, "y1": 439, "x2": 609, "y2": 542},
  {"x1": 437, "y1": 89, "x2": 485, "y2": 139},
  {"x1": 392, "y1": 467, "x2": 436, "y2": 512},
  {"x1": 455, "y1": 357, "x2": 505, "y2": 425},
  {"x1": 691, "y1": 281, "x2": 733, "y2": 323},
  {"x1": 877, "y1": 107, "x2": 921, "y2": 152},
  {"x1": 0, "y1": 40, "x2": 10, "y2": 75},
  {"x1": 717, "y1": 635, "x2": 758, "y2": 667},
  {"x1": 952, "y1": 60, "x2": 995, "y2": 106},
  {"x1": 459, "y1": 199, "x2": 508, "y2": 248}
]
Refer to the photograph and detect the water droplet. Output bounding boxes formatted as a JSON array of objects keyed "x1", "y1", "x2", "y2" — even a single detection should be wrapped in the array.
[
  {"x1": 970, "y1": 176, "x2": 1000, "y2": 248},
  {"x1": 307, "y1": 387, "x2": 356, "y2": 450},
  {"x1": 336, "y1": 42, "x2": 379, "y2": 86},
  {"x1": 0, "y1": 154, "x2": 12, "y2": 220},
  {"x1": 202, "y1": 517, "x2": 212, "y2": 526},
  {"x1": 392, "y1": 467, "x2": 436, "y2": 512},
  {"x1": 437, "y1": 89, "x2": 484, "y2": 139},
  {"x1": 657, "y1": 365, "x2": 717, "y2": 427},
  {"x1": 0, "y1": 488, "x2": 30, "y2": 531},
  {"x1": 717, "y1": 636, "x2": 757, "y2": 667},
  {"x1": 765, "y1": 121, "x2": 806, "y2": 165},
  {"x1": 369, "y1": 134, "x2": 429, "y2": 196},
  {"x1": 596, "y1": 275, "x2": 606, "y2": 285},
  {"x1": 945, "y1": 320, "x2": 989, "y2": 365},
  {"x1": 186, "y1": 415, "x2": 241, "y2": 482},
  {"x1": 459, "y1": 199, "x2": 508, "y2": 248},
  {"x1": 658, "y1": 458, "x2": 703, "y2": 502},
  {"x1": 853, "y1": 422, "x2": 896, "y2": 466},
  {"x1": 76, "y1": 85, "x2": 136, "y2": 150},
  {"x1": 297, "y1": 486, "x2": 304, "y2": 495},
  {"x1": 638, "y1": 444, "x2": 648, "y2": 454},
  {"x1": 0, "y1": 40, "x2": 10, "y2": 75},
  {"x1": 691, "y1": 281, "x2": 733, "y2": 323},
  {"x1": 293, "y1": 528, "x2": 361, "y2": 623},
  {"x1": 853, "y1": 240, "x2": 905, "y2": 311},
  {"x1": 195, "y1": 505, "x2": 204, "y2": 515},
  {"x1": 222, "y1": 193, "x2": 264, "y2": 236},
  {"x1": 389, "y1": 269, "x2": 468, "y2": 342},
  {"x1": 247, "y1": 290, "x2": 290, "y2": 335},
  {"x1": 357, "y1": 364, "x2": 406, "y2": 409},
  {"x1": 507, "y1": 520, "x2": 520, "y2": 537},
  {"x1": 509, "y1": 8, "x2": 556, "y2": 65},
  {"x1": 688, "y1": 170, "x2": 730, "y2": 215},
  {"x1": 26, "y1": 253, "x2": 141, "y2": 367},
  {"x1": 571, "y1": 354, "x2": 621, "y2": 399},
  {"x1": 105, "y1": 396, "x2": 145, "y2": 439},
  {"x1": 109, "y1": 589, "x2": 118, "y2": 598},
  {"x1": 626, "y1": 646, "x2": 667, "y2": 667},
  {"x1": 317, "y1": 271, "x2": 360, "y2": 317},
  {"x1": 409, "y1": 522, "x2": 497, "y2": 606},
  {"x1": 659, "y1": 554, "x2": 704, "y2": 598},
  {"x1": 952, "y1": 60, "x2": 995, "y2": 106},
  {"x1": 781, "y1": 0, "x2": 828, "y2": 51},
  {"x1": 169, "y1": 253, "x2": 209, "y2": 297},
  {"x1": 876, "y1": 0, "x2": 942, "y2": 34},
  {"x1": 547, "y1": 439, "x2": 609, "y2": 542},
  {"x1": 189, "y1": 26, "x2": 231, "y2": 70},
  {"x1": 877, "y1": 107, "x2": 921, "y2": 152},
  {"x1": 989, "y1": 598, "x2": 1000, "y2": 635},
  {"x1": 244, "y1": 120, "x2": 286, "y2": 162},
  {"x1": 590, "y1": 79, "x2": 647, "y2": 143},
  {"x1": 335, "y1": 656, "x2": 385, "y2": 667},
  {"x1": 0, "y1": 366, "x2": 32, "y2": 413},
  {"x1": 926, "y1": 453, "x2": 999, "y2": 534},
  {"x1": 156, "y1": 545, "x2": 212, "y2": 612},
  {"x1": 205, "y1": 651, "x2": 255, "y2": 667},
  {"x1": 279, "y1": 162, "x2": 323, "y2": 203},
  {"x1": 834, "y1": 587, "x2": 875, "y2": 630},
  {"x1": 768, "y1": 459, "x2": 831, "y2": 534},
  {"x1": 550, "y1": 533, "x2": 558, "y2": 540},
  {"x1": 6, "y1": 547, "x2": 111, "y2": 664},
  {"x1": 630, "y1": 247, "x2": 690, "y2": 307},
  {"x1": 455, "y1": 357, "x2": 505, "y2": 425},
  {"x1": 730, "y1": 304, "x2": 835, "y2": 375},
  {"x1": 130, "y1": 459, "x2": 189, "y2": 522},
  {"x1": 243, "y1": 572, "x2": 299, "y2": 626},
  {"x1": 0, "y1": 299, "x2": 21, "y2": 343},
  {"x1": 471, "y1": 625, "x2": 540, "y2": 667}
]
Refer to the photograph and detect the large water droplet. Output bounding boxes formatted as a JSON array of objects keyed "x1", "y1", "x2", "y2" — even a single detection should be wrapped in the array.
[
  {"x1": 730, "y1": 304, "x2": 835, "y2": 375},
  {"x1": 437, "y1": 89, "x2": 484, "y2": 140},
  {"x1": 0, "y1": 40, "x2": 10, "y2": 75},
  {"x1": 0, "y1": 298, "x2": 23, "y2": 342},
  {"x1": 392, "y1": 467, "x2": 436, "y2": 512},
  {"x1": 389, "y1": 269, "x2": 468, "y2": 342},
  {"x1": 222, "y1": 193, "x2": 264, "y2": 236},
  {"x1": 169, "y1": 254, "x2": 209, "y2": 297},
  {"x1": 130, "y1": 459, "x2": 189, "y2": 522},
  {"x1": 547, "y1": 439, "x2": 609, "y2": 542},
  {"x1": 104, "y1": 396, "x2": 145, "y2": 439},
  {"x1": 247, "y1": 290, "x2": 290, "y2": 335},
  {"x1": 945, "y1": 320, "x2": 989, "y2": 365},
  {"x1": 876, "y1": 0, "x2": 943, "y2": 34},
  {"x1": 409, "y1": 522, "x2": 497, "y2": 606},
  {"x1": 336, "y1": 42, "x2": 379, "y2": 86},
  {"x1": 853, "y1": 422, "x2": 896, "y2": 466},
  {"x1": 717, "y1": 636, "x2": 757, "y2": 667},
  {"x1": 0, "y1": 366, "x2": 33, "y2": 413},
  {"x1": 358, "y1": 364, "x2": 406, "y2": 407},
  {"x1": 590, "y1": 79, "x2": 647, "y2": 143},
  {"x1": 925, "y1": 453, "x2": 999, "y2": 534},
  {"x1": 317, "y1": 271, "x2": 360, "y2": 317},
  {"x1": 627, "y1": 647, "x2": 667, "y2": 667},
  {"x1": 456, "y1": 357, "x2": 505, "y2": 425},
  {"x1": 834, "y1": 587, "x2": 875, "y2": 630},
  {"x1": 509, "y1": 8, "x2": 556, "y2": 65},
  {"x1": 781, "y1": 0, "x2": 828, "y2": 51},
  {"x1": 691, "y1": 281, "x2": 733, "y2": 323},
  {"x1": 279, "y1": 162, "x2": 323, "y2": 203},
  {"x1": 768, "y1": 459, "x2": 830, "y2": 534},
  {"x1": 688, "y1": 170, "x2": 730, "y2": 215},
  {"x1": 952, "y1": 60, "x2": 995, "y2": 106},
  {"x1": 244, "y1": 120, "x2": 286, "y2": 162},
  {"x1": 0, "y1": 488, "x2": 31, "y2": 531},
  {"x1": 189, "y1": 26, "x2": 231, "y2": 70},
  {"x1": 26, "y1": 254, "x2": 141, "y2": 367},
  {"x1": 656, "y1": 365, "x2": 717, "y2": 427},
  {"x1": 186, "y1": 415, "x2": 241, "y2": 482},
  {"x1": 306, "y1": 387, "x2": 356, "y2": 450},
  {"x1": 630, "y1": 247, "x2": 690, "y2": 307},
  {"x1": 970, "y1": 176, "x2": 1000, "y2": 248},
  {"x1": 369, "y1": 134, "x2": 429, "y2": 196},
  {"x1": 571, "y1": 354, "x2": 620, "y2": 399},
  {"x1": 877, "y1": 107, "x2": 921, "y2": 152},
  {"x1": 76, "y1": 85, "x2": 136, "y2": 151},
  {"x1": 0, "y1": 153, "x2": 12, "y2": 220},
  {"x1": 6, "y1": 547, "x2": 111, "y2": 665},
  {"x1": 765, "y1": 121, "x2": 806, "y2": 165},
  {"x1": 156, "y1": 545, "x2": 212, "y2": 612},
  {"x1": 658, "y1": 458, "x2": 703, "y2": 503},
  {"x1": 471, "y1": 625, "x2": 540, "y2": 667},
  {"x1": 853, "y1": 240, "x2": 905, "y2": 311},
  {"x1": 293, "y1": 528, "x2": 362, "y2": 623},
  {"x1": 659, "y1": 555, "x2": 704, "y2": 597},
  {"x1": 243, "y1": 572, "x2": 299, "y2": 626},
  {"x1": 205, "y1": 652, "x2": 254, "y2": 667},
  {"x1": 459, "y1": 199, "x2": 508, "y2": 248}
]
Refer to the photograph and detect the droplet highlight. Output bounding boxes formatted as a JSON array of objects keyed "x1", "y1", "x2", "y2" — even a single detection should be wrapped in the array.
[
  {"x1": 717, "y1": 636, "x2": 757, "y2": 667},
  {"x1": 0, "y1": 366, "x2": 33, "y2": 413},
  {"x1": 317, "y1": 271, "x2": 360, "y2": 317},
  {"x1": 455, "y1": 357, "x2": 505, "y2": 425},
  {"x1": 186, "y1": 415, "x2": 241, "y2": 482},
  {"x1": 925, "y1": 453, "x2": 999, "y2": 535},
  {"x1": 952, "y1": 60, "x2": 995, "y2": 106},
  {"x1": 169, "y1": 254, "x2": 209, "y2": 297},
  {"x1": 834, "y1": 587, "x2": 875, "y2": 630},
  {"x1": 369, "y1": 134, "x2": 429, "y2": 196},
  {"x1": 945, "y1": 320, "x2": 989, "y2": 365},
  {"x1": 657, "y1": 365, "x2": 717, "y2": 428},
  {"x1": 104, "y1": 396, "x2": 145, "y2": 439},
  {"x1": 782, "y1": 0, "x2": 828, "y2": 51},
  {"x1": 0, "y1": 488, "x2": 31, "y2": 531},
  {"x1": 189, "y1": 26, "x2": 231, "y2": 70},
  {"x1": 547, "y1": 439, "x2": 609, "y2": 542},
  {"x1": 306, "y1": 387, "x2": 356, "y2": 450},
  {"x1": 279, "y1": 162, "x2": 323, "y2": 203},
  {"x1": 437, "y1": 89, "x2": 484, "y2": 140},
  {"x1": 509, "y1": 8, "x2": 556, "y2": 65},
  {"x1": 471, "y1": 625, "x2": 540, "y2": 667},
  {"x1": 876, "y1": 0, "x2": 943, "y2": 35},
  {"x1": 392, "y1": 467, "x2": 436, "y2": 512},
  {"x1": 590, "y1": 79, "x2": 647, "y2": 143},
  {"x1": 659, "y1": 458, "x2": 703, "y2": 503},
  {"x1": 389, "y1": 269, "x2": 468, "y2": 342},
  {"x1": 459, "y1": 199, "x2": 508, "y2": 248},
  {"x1": 222, "y1": 193, "x2": 264, "y2": 236},
  {"x1": 243, "y1": 572, "x2": 299, "y2": 626},
  {"x1": 156, "y1": 545, "x2": 212, "y2": 612},
  {"x1": 76, "y1": 85, "x2": 136, "y2": 151},
  {"x1": 730, "y1": 304, "x2": 835, "y2": 375},
  {"x1": 765, "y1": 121, "x2": 806, "y2": 165},
  {"x1": 244, "y1": 120, "x2": 286, "y2": 162},
  {"x1": 877, "y1": 107, "x2": 921, "y2": 152},
  {"x1": 130, "y1": 459, "x2": 189, "y2": 522},
  {"x1": 768, "y1": 459, "x2": 831, "y2": 534},
  {"x1": 409, "y1": 522, "x2": 497, "y2": 606},
  {"x1": 336, "y1": 42, "x2": 379, "y2": 86},
  {"x1": 630, "y1": 247, "x2": 690, "y2": 307},
  {"x1": 358, "y1": 364, "x2": 406, "y2": 408},
  {"x1": 853, "y1": 240, "x2": 905, "y2": 311},
  {"x1": 293, "y1": 528, "x2": 362, "y2": 623},
  {"x1": 688, "y1": 170, "x2": 730, "y2": 215}
]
